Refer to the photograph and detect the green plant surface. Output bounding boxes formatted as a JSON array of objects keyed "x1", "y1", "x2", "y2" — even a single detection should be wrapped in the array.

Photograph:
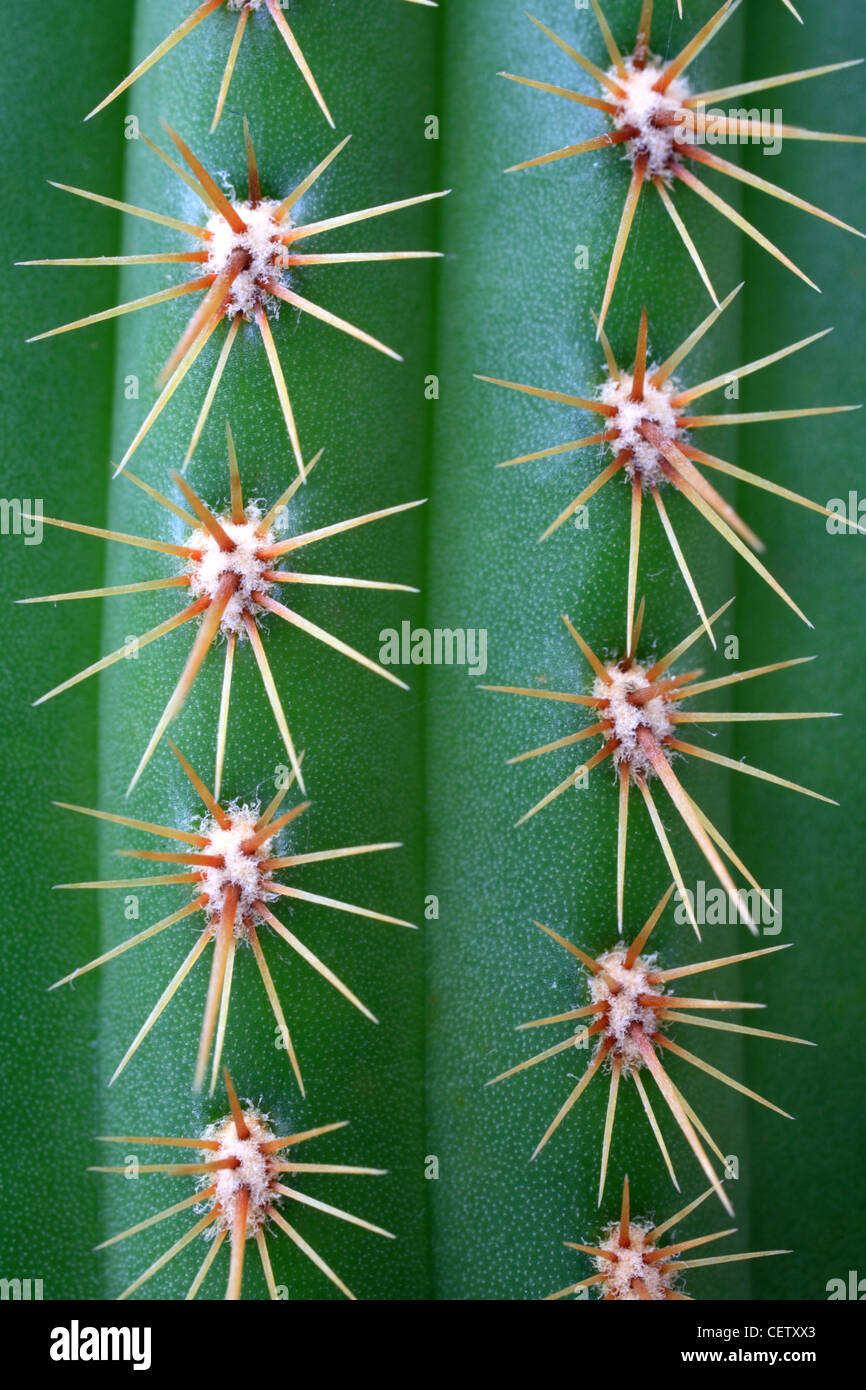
[
  {"x1": 92, "y1": 0, "x2": 439, "y2": 1303},
  {"x1": 424, "y1": 0, "x2": 861, "y2": 1301},
  {"x1": 0, "y1": 2, "x2": 134, "y2": 1298},
  {"x1": 734, "y1": 0, "x2": 866, "y2": 1300},
  {"x1": 3, "y1": 0, "x2": 438, "y2": 1301},
  {"x1": 426, "y1": 0, "x2": 750, "y2": 1301}
]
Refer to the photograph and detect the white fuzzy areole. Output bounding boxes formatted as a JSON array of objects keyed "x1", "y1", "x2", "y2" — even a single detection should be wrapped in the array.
[
  {"x1": 229, "y1": 1, "x2": 264, "y2": 11},
  {"x1": 199, "y1": 1107, "x2": 277, "y2": 1237},
  {"x1": 600, "y1": 371, "x2": 681, "y2": 488},
  {"x1": 607, "y1": 56, "x2": 691, "y2": 179},
  {"x1": 186, "y1": 507, "x2": 276, "y2": 636},
  {"x1": 589, "y1": 947, "x2": 665, "y2": 1071},
  {"x1": 593, "y1": 661, "x2": 673, "y2": 778},
  {"x1": 197, "y1": 805, "x2": 276, "y2": 927},
  {"x1": 595, "y1": 1222, "x2": 674, "y2": 1300},
  {"x1": 204, "y1": 198, "x2": 287, "y2": 319}
]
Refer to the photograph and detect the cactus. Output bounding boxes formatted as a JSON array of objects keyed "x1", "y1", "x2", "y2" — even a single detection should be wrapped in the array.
[{"x1": 2, "y1": 0, "x2": 864, "y2": 1302}]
